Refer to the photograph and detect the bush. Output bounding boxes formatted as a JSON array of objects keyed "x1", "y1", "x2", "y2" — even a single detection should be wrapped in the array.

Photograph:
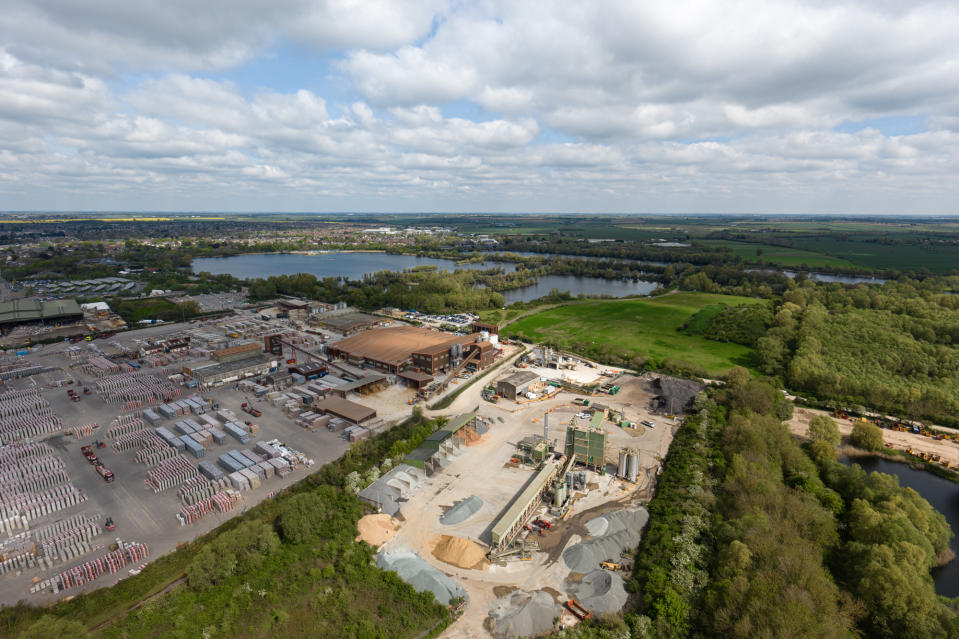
[
  {"x1": 809, "y1": 415, "x2": 841, "y2": 447},
  {"x1": 849, "y1": 422, "x2": 884, "y2": 451}
]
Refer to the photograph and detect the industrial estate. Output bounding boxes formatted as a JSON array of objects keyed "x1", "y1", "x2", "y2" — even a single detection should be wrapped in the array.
[
  {"x1": 2, "y1": 214, "x2": 959, "y2": 639},
  {"x1": 0, "y1": 292, "x2": 691, "y2": 636}
]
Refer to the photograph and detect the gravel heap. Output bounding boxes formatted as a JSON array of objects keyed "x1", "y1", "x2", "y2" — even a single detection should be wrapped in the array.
[
  {"x1": 584, "y1": 515, "x2": 609, "y2": 537},
  {"x1": 488, "y1": 590, "x2": 559, "y2": 638},
  {"x1": 568, "y1": 569, "x2": 628, "y2": 614},
  {"x1": 563, "y1": 508, "x2": 649, "y2": 573},
  {"x1": 376, "y1": 546, "x2": 468, "y2": 605},
  {"x1": 440, "y1": 495, "x2": 483, "y2": 525}
]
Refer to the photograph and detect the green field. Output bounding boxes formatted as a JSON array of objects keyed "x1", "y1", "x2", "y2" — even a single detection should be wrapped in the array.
[
  {"x1": 503, "y1": 292, "x2": 761, "y2": 376},
  {"x1": 697, "y1": 239, "x2": 856, "y2": 268}
]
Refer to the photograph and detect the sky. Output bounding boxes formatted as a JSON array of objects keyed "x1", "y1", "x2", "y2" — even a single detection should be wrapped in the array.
[{"x1": 1, "y1": 0, "x2": 958, "y2": 214}]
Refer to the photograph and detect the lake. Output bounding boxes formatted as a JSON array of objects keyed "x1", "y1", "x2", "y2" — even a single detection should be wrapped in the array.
[
  {"x1": 192, "y1": 252, "x2": 658, "y2": 303},
  {"x1": 841, "y1": 456, "x2": 959, "y2": 596},
  {"x1": 193, "y1": 252, "x2": 519, "y2": 280}
]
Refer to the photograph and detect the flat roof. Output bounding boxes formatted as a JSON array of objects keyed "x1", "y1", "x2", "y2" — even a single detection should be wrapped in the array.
[
  {"x1": 194, "y1": 354, "x2": 274, "y2": 378},
  {"x1": 315, "y1": 396, "x2": 377, "y2": 423},
  {"x1": 330, "y1": 326, "x2": 473, "y2": 367},
  {"x1": 491, "y1": 462, "x2": 558, "y2": 545},
  {"x1": 398, "y1": 370, "x2": 434, "y2": 383},
  {"x1": 499, "y1": 371, "x2": 539, "y2": 387},
  {"x1": 335, "y1": 374, "x2": 387, "y2": 393}
]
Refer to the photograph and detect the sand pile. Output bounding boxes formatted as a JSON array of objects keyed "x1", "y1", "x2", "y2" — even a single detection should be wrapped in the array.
[
  {"x1": 488, "y1": 590, "x2": 559, "y2": 638},
  {"x1": 376, "y1": 546, "x2": 468, "y2": 605},
  {"x1": 568, "y1": 569, "x2": 628, "y2": 614},
  {"x1": 431, "y1": 534, "x2": 489, "y2": 570},
  {"x1": 440, "y1": 495, "x2": 483, "y2": 525},
  {"x1": 563, "y1": 508, "x2": 648, "y2": 572},
  {"x1": 356, "y1": 514, "x2": 399, "y2": 547}
]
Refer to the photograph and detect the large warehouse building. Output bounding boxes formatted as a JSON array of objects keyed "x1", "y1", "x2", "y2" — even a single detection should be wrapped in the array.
[
  {"x1": 0, "y1": 299, "x2": 83, "y2": 332},
  {"x1": 326, "y1": 326, "x2": 483, "y2": 375}
]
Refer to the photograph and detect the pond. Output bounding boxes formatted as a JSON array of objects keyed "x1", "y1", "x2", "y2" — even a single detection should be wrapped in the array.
[
  {"x1": 840, "y1": 455, "x2": 959, "y2": 596},
  {"x1": 192, "y1": 252, "x2": 658, "y2": 303},
  {"x1": 500, "y1": 275, "x2": 658, "y2": 303}
]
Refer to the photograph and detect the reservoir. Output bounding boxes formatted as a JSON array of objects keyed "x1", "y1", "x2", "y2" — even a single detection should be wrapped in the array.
[
  {"x1": 841, "y1": 456, "x2": 959, "y2": 596},
  {"x1": 192, "y1": 252, "x2": 658, "y2": 303}
]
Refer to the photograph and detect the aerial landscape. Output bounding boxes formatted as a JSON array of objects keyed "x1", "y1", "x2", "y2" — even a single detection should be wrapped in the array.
[{"x1": 2, "y1": 2, "x2": 959, "y2": 639}]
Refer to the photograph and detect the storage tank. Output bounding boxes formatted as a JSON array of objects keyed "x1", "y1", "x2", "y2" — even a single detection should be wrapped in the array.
[
  {"x1": 618, "y1": 449, "x2": 629, "y2": 479},
  {"x1": 490, "y1": 333, "x2": 499, "y2": 344},
  {"x1": 552, "y1": 480, "x2": 567, "y2": 508},
  {"x1": 627, "y1": 451, "x2": 640, "y2": 482},
  {"x1": 480, "y1": 330, "x2": 490, "y2": 341}
]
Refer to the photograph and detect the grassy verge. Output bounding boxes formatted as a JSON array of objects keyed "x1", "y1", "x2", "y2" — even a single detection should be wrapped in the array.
[{"x1": 502, "y1": 293, "x2": 760, "y2": 377}]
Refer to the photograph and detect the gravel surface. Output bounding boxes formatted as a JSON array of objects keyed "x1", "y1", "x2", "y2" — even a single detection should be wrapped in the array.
[{"x1": 440, "y1": 495, "x2": 483, "y2": 525}]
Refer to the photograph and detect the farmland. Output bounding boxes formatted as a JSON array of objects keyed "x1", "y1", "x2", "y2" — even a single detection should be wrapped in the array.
[
  {"x1": 502, "y1": 292, "x2": 762, "y2": 376},
  {"x1": 696, "y1": 239, "x2": 856, "y2": 268}
]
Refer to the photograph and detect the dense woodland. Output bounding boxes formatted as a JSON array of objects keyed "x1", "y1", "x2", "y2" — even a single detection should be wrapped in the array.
[{"x1": 557, "y1": 378, "x2": 958, "y2": 639}]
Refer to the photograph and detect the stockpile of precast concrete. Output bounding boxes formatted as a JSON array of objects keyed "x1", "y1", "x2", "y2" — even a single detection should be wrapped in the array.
[
  {"x1": 376, "y1": 546, "x2": 468, "y2": 605},
  {"x1": 488, "y1": 590, "x2": 559, "y2": 638}
]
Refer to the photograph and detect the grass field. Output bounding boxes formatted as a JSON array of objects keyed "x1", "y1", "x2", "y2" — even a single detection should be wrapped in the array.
[
  {"x1": 503, "y1": 292, "x2": 761, "y2": 376},
  {"x1": 697, "y1": 239, "x2": 856, "y2": 268}
]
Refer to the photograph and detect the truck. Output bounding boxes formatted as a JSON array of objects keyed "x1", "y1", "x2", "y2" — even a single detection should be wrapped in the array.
[
  {"x1": 566, "y1": 599, "x2": 591, "y2": 621},
  {"x1": 95, "y1": 465, "x2": 115, "y2": 482},
  {"x1": 242, "y1": 403, "x2": 262, "y2": 418}
]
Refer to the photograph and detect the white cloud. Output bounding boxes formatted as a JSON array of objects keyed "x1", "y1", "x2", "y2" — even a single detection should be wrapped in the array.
[{"x1": 0, "y1": 0, "x2": 958, "y2": 212}]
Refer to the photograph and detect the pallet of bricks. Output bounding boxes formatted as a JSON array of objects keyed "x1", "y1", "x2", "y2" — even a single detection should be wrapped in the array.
[
  {"x1": 0, "y1": 442, "x2": 87, "y2": 537},
  {"x1": 1, "y1": 512, "x2": 105, "y2": 575},
  {"x1": 94, "y1": 371, "x2": 181, "y2": 409},
  {"x1": 106, "y1": 414, "x2": 157, "y2": 452},
  {"x1": 32, "y1": 540, "x2": 149, "y2": 594},
  {"x1": 145, "y1": 455, "x2": 199, "y2": 493},
  {"x1": 0, "y1": 389, "x2": 63, "y2": 443},
  {"x1": 176, "y1": 488, "x2": 240, "y2": 525}
]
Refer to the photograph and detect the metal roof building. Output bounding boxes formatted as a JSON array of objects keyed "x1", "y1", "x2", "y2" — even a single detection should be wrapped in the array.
[{"x1": 0, "y1": 299, "x2": 83, "y2": 327}]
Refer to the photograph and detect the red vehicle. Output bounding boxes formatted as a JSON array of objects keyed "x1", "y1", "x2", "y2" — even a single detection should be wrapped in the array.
[
  {"x1": 67, "y1": 389, "x2": 76, "y2": 396},
  {"x1": 71, "y1": 395, "x2": 81, "y2": 402},
  {"x1": 241, "y1": 403, "x2": 262, "y2": 418},
  {"x1": 86, "y1": 454, "x2": 99, "y2": 465},
  {"x1": 533, "y1": 519, "x2": 552, "y2": 529},
  {"x1": 105, "y1": 517, "x2": 115, "y2": 531},
  {"x1": 95, "y1": 465, "x2": 114, "y2": 482}
]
